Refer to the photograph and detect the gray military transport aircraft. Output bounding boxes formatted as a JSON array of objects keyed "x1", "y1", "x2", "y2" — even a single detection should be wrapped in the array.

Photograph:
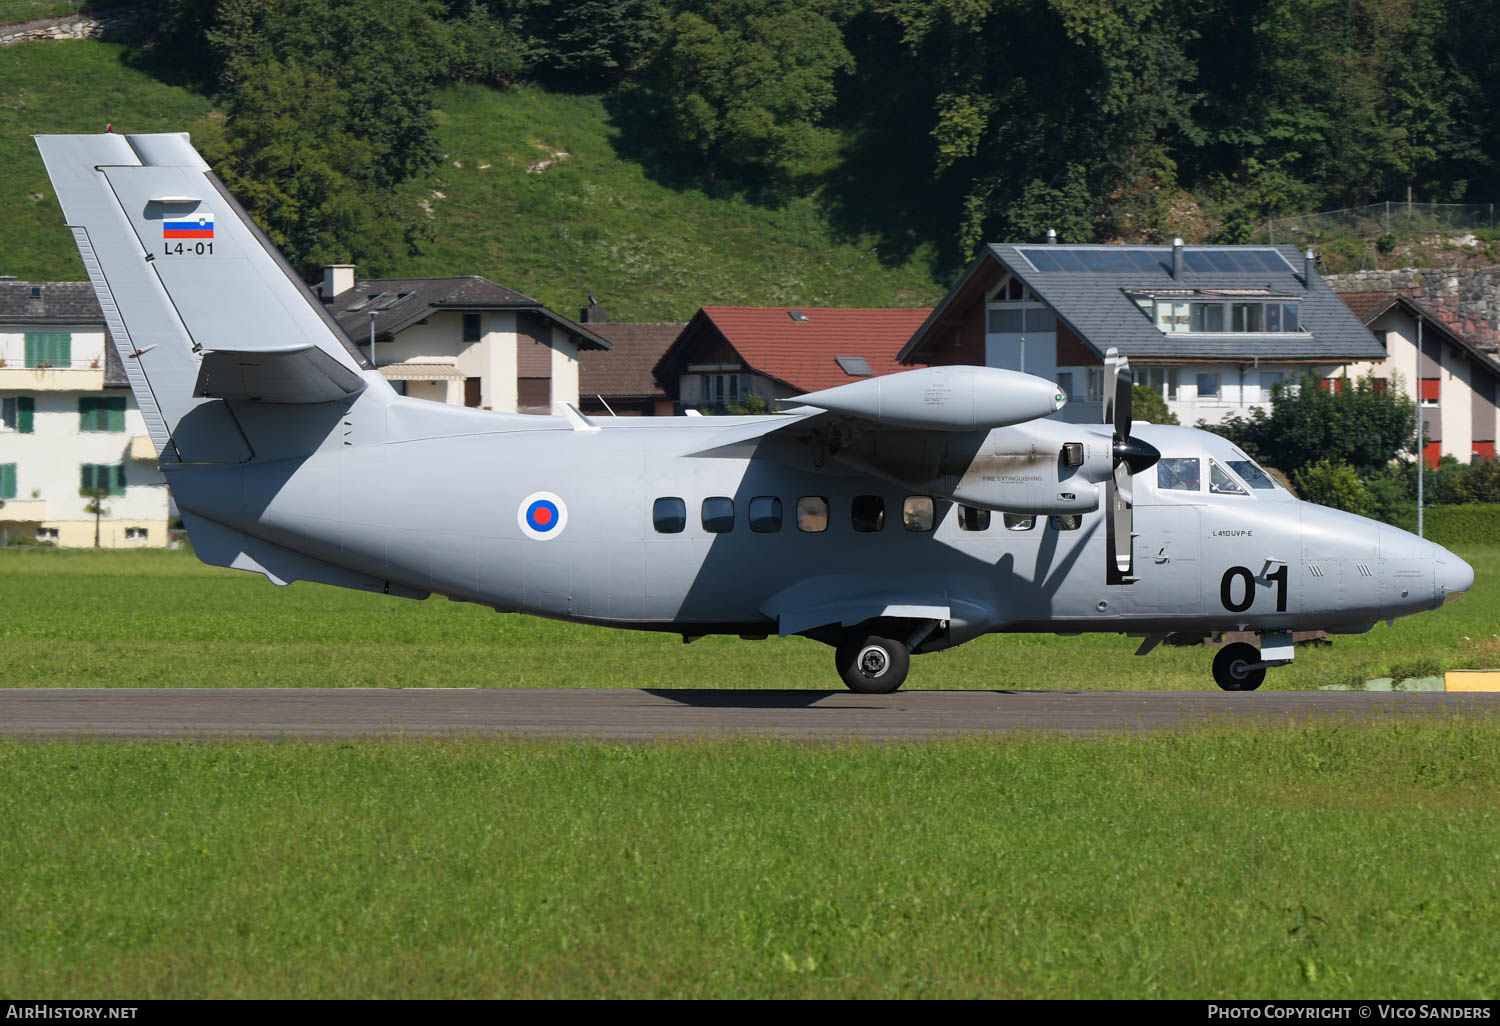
[{"x1": 36, "y1": 132, "x2": 1475, "y2": 693}]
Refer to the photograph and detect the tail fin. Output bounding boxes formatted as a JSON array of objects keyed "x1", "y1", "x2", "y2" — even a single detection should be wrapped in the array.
[{"x1": 35, "y1": 133, "x2": 388, "y2": 463}]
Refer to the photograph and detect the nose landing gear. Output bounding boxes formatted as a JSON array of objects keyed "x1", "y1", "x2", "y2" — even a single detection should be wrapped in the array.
[
  {"x1": 1212, "y1": 642, "x2": 1266, "y2": 691},
  {"x1": 1211, "y1": 631, "x2": 1295, "y2": 691}
]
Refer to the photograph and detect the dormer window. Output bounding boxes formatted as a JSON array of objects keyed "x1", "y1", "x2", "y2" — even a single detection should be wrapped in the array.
[{"x1": 1130, "y1": 290, "x2": 1300, "y2": 334}]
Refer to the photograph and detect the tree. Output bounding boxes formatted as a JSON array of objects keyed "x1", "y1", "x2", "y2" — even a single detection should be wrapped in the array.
[
  {"x1": 208, "y1": 0, "x2": 447, "y2": 276},
  {"x1": 1202, "y1": 374, "x2": 1416, "y2": 477},
  {"x1": 642, "y1": 0, "x2": 853, "y2": 183},
  {"x1": 1292, "y1": 458, "x2": 1370, "y2": 515},
  {"x1": 1131, "y1": 383, "x2": 1178, "y2": 425},
  {"x1": 80, "y1": 488, "x2": 109, "y2": 549}
]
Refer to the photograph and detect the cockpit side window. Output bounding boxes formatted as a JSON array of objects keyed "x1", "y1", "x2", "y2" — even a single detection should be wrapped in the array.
[
  {"x1": 1157, "y1": 457, "x2": 1201, "y2": 491},
  {"x1": 1210, "y1": 460, "x2": 1248, "y2": 495},
  {"x1": 1227, "y1": 459, "x2": 1278, "y2": 490}
]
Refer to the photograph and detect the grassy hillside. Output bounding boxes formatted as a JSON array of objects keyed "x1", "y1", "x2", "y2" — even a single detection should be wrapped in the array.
[
  {"x1": 0, "y1": 40, "x2": 945, "y2": 318},
  {"x1": 0, "y1": 40, "x2": 221, "y2": 280}
]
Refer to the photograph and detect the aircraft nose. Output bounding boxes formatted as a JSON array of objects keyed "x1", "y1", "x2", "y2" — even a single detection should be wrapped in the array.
[{"x1": 1436, "y1": 546, "x2": 1474, "y2": 606}]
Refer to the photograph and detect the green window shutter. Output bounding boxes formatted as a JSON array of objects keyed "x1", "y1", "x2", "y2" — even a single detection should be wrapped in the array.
[
  {"x1": 17, "y1": 397, "x2": 33, "y2": 434},
  {"x1": 107, "y1": 397, "x2": 125, "y2": 432},
  {"x1": 79, "y1": 397, "x2": 96, "y2": 431},
  {"x1": 112, "y1": 464, "x2": 126, "y2": 496},
  {"x1": 81, "y1": 464, "x2": 100, "y2": 493},
  {"x1": 25, "y1": 332, "x2": 71, "y2": 368},
  {"x1": 0, "y1": 464, "x2": 16, "y2": 500}
]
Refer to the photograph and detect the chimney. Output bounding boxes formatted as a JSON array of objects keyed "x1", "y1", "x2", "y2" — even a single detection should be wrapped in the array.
[
  {"x1": 1171, "y1": 237, "x2": 1184, "y2": 281},
  {"x1": 1046, "y1": 228, "x2": 1057, "y2": 245},
  {"x1": 580, "y1": 291, "x2": 605, "y2": 324},
  {"x1": 1303, "y1": 248, "x2": 1316, "y2": 283},
  {"x1": 322, "y1": 264, "x2": 355, "y2": 301}
]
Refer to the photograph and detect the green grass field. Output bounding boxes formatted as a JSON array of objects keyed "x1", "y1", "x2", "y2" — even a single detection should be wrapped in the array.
[
  {"x1": 1, "y1": 725, "x2": 1497, "y2": 998},
  {"x1": 0, "y1": 544, "x2": 1491, "y2": 691}
]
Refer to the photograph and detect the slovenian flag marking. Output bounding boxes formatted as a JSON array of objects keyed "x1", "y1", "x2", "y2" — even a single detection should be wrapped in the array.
[{"x1": 163, "y1": 213, "x2": 215, "y2": 239}]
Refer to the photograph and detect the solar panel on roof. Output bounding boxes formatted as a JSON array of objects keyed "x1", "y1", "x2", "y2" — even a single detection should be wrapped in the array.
[
  {"x1": 1184, "y1": 252, "x2": 1214, "y2": 272},
  {"x1": 1098, "y1": 250, "x2": 1134, "y2": 271},
  {"x1": 1049, "y1": 249, "x2": 1086, "y2": 271},
  {"x1": 1204, "y1": 251, "x2": 1238, "y2": 272},
  {"x1": 1253, "y1": 249, "x2": 1293, "y2": 272},
  {"x1": 347, "y1": 292, "x2": 382, "y2": 312},
  {"x1": 1024, "y1": 249, "x2": 1060, "y2": 271},
  {"x1": 1079, "y1": 251, "x2": 1112, "y2": 271},
  {"x1": 1126, "y1": 250, "x2": 1166, "y2": 272}
]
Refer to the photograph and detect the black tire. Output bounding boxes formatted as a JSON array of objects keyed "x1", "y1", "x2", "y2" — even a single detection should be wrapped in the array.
[
  {"x1": 1213, "y1": 642, "x2": 1266, "y2": 691},
  {"x1": 836, "y1": 632, "x2": 911, "y2": 694}
]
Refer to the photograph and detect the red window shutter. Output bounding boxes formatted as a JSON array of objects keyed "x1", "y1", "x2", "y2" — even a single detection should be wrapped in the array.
[
  {"x1": 1372, "y1": 378, "x2": 1388, "y2": 394},
  {"x1": 1473, "y1": 441, "x2": 1495, "y2": 460},
  {"x1": 1420, "y1": 378, "x2": 1440, "y2": 402},
  {"x1": 1424, "y1": 441, "x2": 1441, "y2": 468}
]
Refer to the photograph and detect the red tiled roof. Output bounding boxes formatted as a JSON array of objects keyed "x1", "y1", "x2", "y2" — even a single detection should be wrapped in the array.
[
  {"x1": 700, "y1": 306, "x2": 933, "y2": 393},
  {"x1": 1338, "y1": 291, "x2": 1401, "y2": 323},
  {"x1": 580, "y1": 322, "x2": 682, "y2": 398}
]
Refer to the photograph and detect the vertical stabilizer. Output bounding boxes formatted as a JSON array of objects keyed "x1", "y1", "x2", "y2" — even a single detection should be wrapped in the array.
[{"x1": 35, "y1": 133, "x2": 391, "y2": 463}]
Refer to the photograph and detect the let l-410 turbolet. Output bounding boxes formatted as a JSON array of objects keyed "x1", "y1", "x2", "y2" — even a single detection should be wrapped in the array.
[{"x1": 35, "y1": 132, "x2": 1474, "y2": 693}]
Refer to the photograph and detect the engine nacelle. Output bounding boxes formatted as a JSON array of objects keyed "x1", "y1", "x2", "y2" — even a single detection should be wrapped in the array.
[
  {"x1": 834, "y1": 421, "x2": 1113, "y2": 515},
  {"x1": 793, "y1": 365, "x2": 1067, "y2": 432}
]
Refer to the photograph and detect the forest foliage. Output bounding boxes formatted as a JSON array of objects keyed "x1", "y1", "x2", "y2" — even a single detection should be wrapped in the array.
[{"x1": 133, "y1": 0, "x2": 1500, "y2": 278}]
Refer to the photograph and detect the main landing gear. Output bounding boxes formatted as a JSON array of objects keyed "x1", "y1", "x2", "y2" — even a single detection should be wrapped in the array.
[
  {"x1": 836, "y1": 631, "x2": 910, "y2": 694},
  {"x1": 834, "y1": 618, "x2": 943, "y2": 693}
]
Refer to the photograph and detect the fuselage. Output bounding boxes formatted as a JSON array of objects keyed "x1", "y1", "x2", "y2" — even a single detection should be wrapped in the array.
[{"x1": 164, "y1": 396, "x2": 1474, "y2": 651}]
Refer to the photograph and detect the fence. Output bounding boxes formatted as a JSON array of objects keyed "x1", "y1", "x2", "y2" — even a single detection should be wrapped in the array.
[{"x1": 1265, "y1": 202, "x2": 1499, "y2": 246}]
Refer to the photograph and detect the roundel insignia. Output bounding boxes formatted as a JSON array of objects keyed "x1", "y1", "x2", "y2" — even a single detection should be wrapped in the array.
[{"x1": 518, "y1": 491, "x2": 568, "y2": 541}]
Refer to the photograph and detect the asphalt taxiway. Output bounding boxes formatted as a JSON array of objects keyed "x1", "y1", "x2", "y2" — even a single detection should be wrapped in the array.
[{"x1": 0, "y1": 688, "x2": 1496, "y2": 741}]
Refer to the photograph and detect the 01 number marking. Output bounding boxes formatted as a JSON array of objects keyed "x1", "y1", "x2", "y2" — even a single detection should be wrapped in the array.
[
  {"x1": 1220, "y1": 564, "x2": 1288, "y2": 613},
  {"x1": 163, "y1": 241, "x2": 213, "y2": 256}
]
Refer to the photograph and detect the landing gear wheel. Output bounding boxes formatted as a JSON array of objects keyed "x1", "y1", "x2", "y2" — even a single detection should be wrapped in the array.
[
  {"x1": 836, "y1": 633, "x2": 910, "y2": 694},
  {"x1": 1213, "y1": 642, "x2": 1266, "y2": 691}
]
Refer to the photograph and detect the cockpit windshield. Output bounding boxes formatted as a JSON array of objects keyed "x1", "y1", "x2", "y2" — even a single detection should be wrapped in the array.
[
  {"x1": 1227, "y1": 459, "x2": 1278, "y2": 490},
  {"x1": 1210, "y1": 460, "x2": 1248, "y2": 495}
]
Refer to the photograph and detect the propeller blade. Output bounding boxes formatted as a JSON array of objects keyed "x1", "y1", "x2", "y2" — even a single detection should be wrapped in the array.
[
  {"x1": 1111, "y1": 460, "x2": 1134, "y2": 575},
  {"x1": 1102, "y1": 347, "x2": 1120, "y2": 425},
  {"x1": 1114, "y1": 358, "x2": 1133, "y2": 441}
]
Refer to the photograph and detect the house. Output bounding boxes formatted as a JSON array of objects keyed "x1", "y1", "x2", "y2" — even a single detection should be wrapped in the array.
[
  {"x1": 578, "y1": 314, "x2": 683, "y2": 417},
  {"x1": 1338, "y1": 291, "x2": 1500, "y2": 466},
  {"x1": 899, "y1": 241, "x2": 1386, "y2": 425},
  {"x1": 654, "y1": 306, "x2": 934, "y2": 410},
  {"x1": 0, "y1": 278, "x2": 168, "y2": 547},
  {"x1": 320, "y1": 266, "x2": 611, "y2": 414}
]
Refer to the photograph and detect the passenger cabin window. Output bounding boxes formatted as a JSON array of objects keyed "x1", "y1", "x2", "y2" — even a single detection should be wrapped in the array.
[
  {"x1": 749, "y1": 496, "x2": 782, "y2": 533},
  {"x1": 1050, "y1": 514, "x2": 1082, "y2": 531},
  {"x1": 1157, "y1": 458, "x2": 1201, "y2": 491},
  {"x1": 1227, "y1": 460, "x2": 1277, "y2": 490},
  {"x1": 852, "y1": 495, "x2": 885, "y2": 532},
  {"x1": 797, "y1": 496, "x2": 829, "y2": 533},
  {"x1": 1209, "y1": 461, "x2": 1248, "y2": 496},
  {"x1": 702, "y1": 496, "x2": 734, "y2": 532},
  {"x1": 653, "y1": 497, "x2": 686, "y2": 534},
  {"x1": 959, "y1": 506, "x2": 991, "y2": 531},
  {"x1": 902, "y1": 496, "x2": 935, "y2": 532},
  {"x1": 1003, "y1": 513, "x2": 1036, "y2": 531}
]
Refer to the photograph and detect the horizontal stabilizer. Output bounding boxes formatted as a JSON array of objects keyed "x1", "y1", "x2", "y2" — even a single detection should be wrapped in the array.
[{"x1": 195, "y1": 345, "x2": 367, "y2": 404}]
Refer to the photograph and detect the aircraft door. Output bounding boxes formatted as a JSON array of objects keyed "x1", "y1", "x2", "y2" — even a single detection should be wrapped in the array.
[{"x1": 1127, "y1": 503, "x2": 1202, "y2": 618}]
